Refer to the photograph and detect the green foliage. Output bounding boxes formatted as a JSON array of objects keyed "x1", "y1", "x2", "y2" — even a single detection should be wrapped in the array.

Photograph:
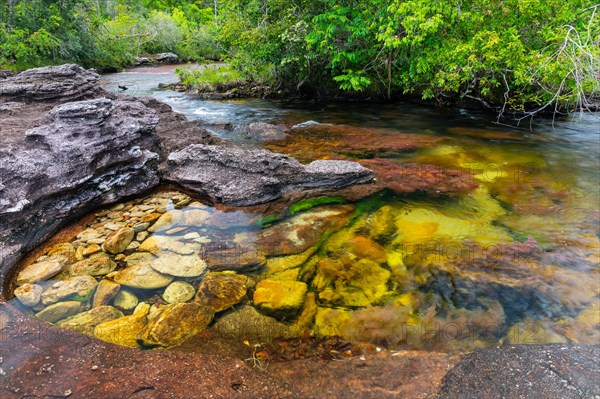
[
  {"x1": 1, "y1": 0, "x2": 597, "y2": 114},
  {"x1": 176, "y1": 64, "x2": 244, "y2": 90},
  {"x1": 0, "y1": 0, "x2": 221, "y2": 70}
]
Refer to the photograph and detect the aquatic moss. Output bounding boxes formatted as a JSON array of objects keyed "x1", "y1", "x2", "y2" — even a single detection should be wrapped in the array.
[{"x1": 289, "y1": 196, "x2": 345, "y2": 215}]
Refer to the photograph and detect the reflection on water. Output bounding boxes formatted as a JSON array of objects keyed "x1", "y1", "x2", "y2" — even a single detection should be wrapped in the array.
[{"x1": 10, "y1": 68, "x2": 599, "y2": 352}]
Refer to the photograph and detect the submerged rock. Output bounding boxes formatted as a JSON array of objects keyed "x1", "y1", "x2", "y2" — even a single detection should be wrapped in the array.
[
  {"x1": 94, "y1": 302, "x2": 151, "y2": 348},
  {"x1": 313, "y1": 257, "x2": 391, "y2": 308},
  {"x1": 67, "y1": 253, "x2": 116, "y2": 277},
  {"x1": 35, "y1": 301, "x2": 86, "y2": 323},
  {"x1": 102, "y1": 227, "x2": 135, "y2": 254},
  {"x1": 195, "y1": 272, "x2": 248, "y2": 312},
  {"x1": 138, "y1": 235, "x2": 200, "y2": 255},
  {"x1": 138, "y1": 303, "x2": 215, "y2": 347},
  {"x1": 163, "y1": 144, "x2": 374, "y2": 206},
  {"x1": 57, "y1": 306, "x2": 124, "y2": 336},
  {"x1": 92, "y1": 279, "x2": 120, "y2": 308},
  {"x1": 253, "y1": 279, "x2": 308, "y2": 318},
  {"x1": 41, "y1": 275, "x2": 98, "y2": 305},
  {"x1": 259, "y1": 205, "x2": 355, "y2": 255},
  {"x1": 213, "y1": 305, "x2": 293, "y2": 341},
  {"x1": 16, "y1": 259, "x2": 63, "y2": 286},
  {"x1": 113, "y1": 262, "x2": 174, "y2": 289},
  {"x1": 148, "y1": 253, "x2": 207, "y2": 278},
  {"x1": 203, "y1": 246, "x2": 266, "y2": 272},
  {"x1": 93, "y1": 302, "x2": 151, "y2": 348},
  {"x1": 113, "y1": 289, "x2": 139, "y2": 311},
  {"x1": 13, "y1": 283, "x2": 43, "y2": 307},
  {"x1": 163, "y1": 281, "x2": 196, "y2": 304}
]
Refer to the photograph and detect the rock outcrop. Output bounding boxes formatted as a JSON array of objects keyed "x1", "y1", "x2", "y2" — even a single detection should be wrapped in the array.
[
  {"x1": 0, "y1": 94, "x2": 161, "y2": 293},
  {"x1": 0, "y1": 64, "x2": 103, "y2": 102},
  {"x1": 163, "y1": 144, "x2": 375, "y2": 206}
]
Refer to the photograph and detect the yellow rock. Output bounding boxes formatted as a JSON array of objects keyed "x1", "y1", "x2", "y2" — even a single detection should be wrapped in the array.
[
  {"x1": 94, "y1": 303, "x2": 151, "y2": 348},
  {"x1": 253, "y1": 279, "x2": 308, "y2": 317},
  {"x1": 138, "y1": 302, "x2": 215, "y2": 347}
]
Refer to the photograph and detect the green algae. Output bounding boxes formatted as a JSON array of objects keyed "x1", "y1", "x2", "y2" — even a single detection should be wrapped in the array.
[{"x1": 289, "y1": 196, "x2": 345, "y2": 215}]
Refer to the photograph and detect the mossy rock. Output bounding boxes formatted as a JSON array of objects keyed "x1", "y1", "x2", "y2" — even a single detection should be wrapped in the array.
[
  {"x1": 137, "y1": 303, "x2": 215, "y2": 348},
  {"x1": 253, "y1": 279, "x2": 308, "y2": 319},
  {"x1": 94, "y1": 303, "x2": 151, "y2": 348}
]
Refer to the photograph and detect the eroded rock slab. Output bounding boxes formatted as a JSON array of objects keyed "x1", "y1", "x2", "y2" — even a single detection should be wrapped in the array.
[{"x1": 163, "y1": 144, "x2": 374, "y2": 206}]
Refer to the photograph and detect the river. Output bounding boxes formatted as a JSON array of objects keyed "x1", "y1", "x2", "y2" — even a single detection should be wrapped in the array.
[{"x1": 21, "y1": 64, "x2": 599, "y2": 351}]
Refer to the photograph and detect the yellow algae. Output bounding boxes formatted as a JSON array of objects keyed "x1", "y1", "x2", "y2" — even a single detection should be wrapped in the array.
[
  {"x1": 394, "y1": 200, "x2": 512, "y2": 246},
  {"x1": 314, "y1": 307, "x2": 351, "y2": 337}
]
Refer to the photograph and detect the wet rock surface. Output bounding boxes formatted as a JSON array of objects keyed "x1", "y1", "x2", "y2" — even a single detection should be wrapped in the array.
[
  {"x1": 437, "y1": 345, "x2": 600, "y2": 399},
  {"x1": 0, "y1": 91, "x2": 161, "y2": 290},
  {"x1": 0, "y1": 303, "x2": 300, "y2": 399},
  {"x1": 163, "y1": 144, "x2": 375, "y2": 206}
]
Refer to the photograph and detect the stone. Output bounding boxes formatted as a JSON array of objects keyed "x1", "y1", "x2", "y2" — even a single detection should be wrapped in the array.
[
  {"x1": 0, "y1": 87, "x2": 161, "y2": 295},
  {"x1": 138, "y1": 235, "x2": 200, "y2": 255},
  {"x1": 14, "y1": 283, "x2": 43, "y2": 307},
  {"x1": 166, "y1": 227, "x2": 188, "y2": 235},
  {"x1": 314, "y1": 307, "x2": 351, "y2": 337},
  {"x1": 140, "y1": 213, "x2": 162, "y2": 224},
  {"x1": 138, "y1": 303, "x2": 215, "y2": 348},
  {"x1": 155, "y1": 52, "x2": 178, "y2": 63},
  {"x1": 41, "y1": 276, "x2": 99, "y2": 305},
  {"x1": 76, "y1": 245, "x2": 85, "y2": 261},
  {"x1": 253, "y1": 280, "x2": 308, "y2": 318},
  {"x1": 78, "y1": 229, "x2": 101, "y2": 242},
  {"x1": 113, "y1": 290, "x2": 139, "y2": 311},
  {"x1": 240, "y1": 122, "x2": 289, "y2": 141},
  {"x1": 148, "y1": 210, "x2": 182, "y2": 233},
  {"x1": 94, "y1": 303, "x2": 151, "y2": 348},
  {"x1": 92, "y1": 280, "x2": 120, "y2": 308},
  {"x1": 113, "y1": 263, "x2": 173, "y2": 289},
  {"x1": 263, "y1": 247, "x2": 316, "y2": 277},
  {"x1": 313, "y1": 258, "x2": 390, "y2": 308},
  {"x1": 358, "y1": 159, "x2": 478, "y2": 196},
  {"x1": 133, "y1": 222, "x2": 150, "y2": 232},
  {"x1": 57, "y1": 306, "x2": 124, "y2": 336},
  {"x1": 124, "y1": 251, "x2": 155, "y2": 267},
  {"x1": 347, "y1": 236, "x2": 388, "y2": 264},
  {"x1": 180, "y1": 209, "x2": 211, "y2": 226},
  {"x1": 195, "y1": 272, "x2": 248, "y2": 312},
  {"x1": 0, "y1": 64, "x2": 102, "y2": 102},
  {"x1": 136, "y1": 231, "x2": 149, "y2": 242},
  {"x1": 104, "y1": 221, "x2": 125, "y2": 231},
  {"x1": 163, "y1": 282, "x2": 196, "y2": 304},
  {"x1": 148, "y1": 252, "x2": 207, "y2": 278},
  {"x1": 213, "y1": 305, "x2": 292, "y2": 341},
  {"x1": 163, "y1": 144, "x2": 374, "y2": 206},
  {"x1": 259, "y1": 205, "x2": 355, "y2": 255},
  {"x1": 67, "y1": 253, "x2": 116, "y2": 277},
  {"x1": 35, "y1": 301, "x2": 85, "y2": 323},
  {"x1": 16, "y1": 259, "x2": 62, "y2": 286},
  {"x1": 102, "y1": 227, "x2": 135, "y2": 254},
  {"x1": 203, "y1": 247, "x2": 266, "y2": 272},
  {"x1": 126, "y1": 241, "x2": 141, "y2": 251},
  {"x1": 82, "y1": 244, "x2": 102, "y2": 257}
]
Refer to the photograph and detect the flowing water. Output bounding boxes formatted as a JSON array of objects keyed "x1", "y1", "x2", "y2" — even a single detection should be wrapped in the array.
[{"x1": 11, "y1": 66, "x2": 599, "y2": 353}]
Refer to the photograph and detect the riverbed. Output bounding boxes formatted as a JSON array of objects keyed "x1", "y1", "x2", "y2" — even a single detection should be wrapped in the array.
[{"x1": 17, "y1": 65, "x2": 599, "y2": 352}]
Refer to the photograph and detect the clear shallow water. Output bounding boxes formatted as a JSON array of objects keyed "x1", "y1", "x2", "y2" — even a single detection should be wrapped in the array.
[{"x1": 10, "y1": 68, "x2": 599, "y2": 352}]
